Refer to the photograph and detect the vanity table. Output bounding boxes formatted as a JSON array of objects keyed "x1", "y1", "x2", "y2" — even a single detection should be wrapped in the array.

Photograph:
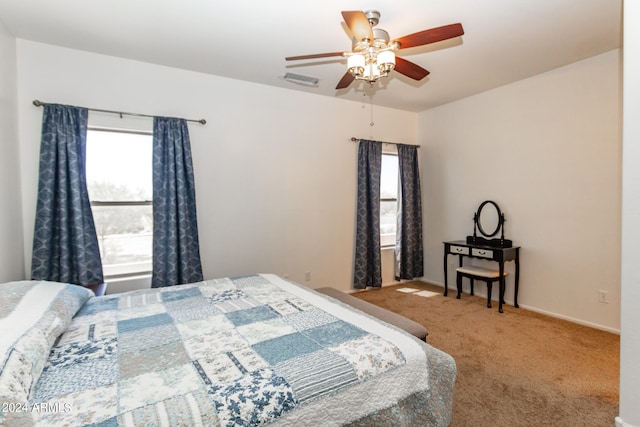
[{"x1": 443, "y1": 200, "x2": 520, "y2": 312}]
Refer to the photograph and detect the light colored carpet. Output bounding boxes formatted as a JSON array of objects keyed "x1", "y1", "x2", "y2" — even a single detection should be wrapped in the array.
[{"x1": 352, "y1": 281, "x2": 619, "y2": 427}]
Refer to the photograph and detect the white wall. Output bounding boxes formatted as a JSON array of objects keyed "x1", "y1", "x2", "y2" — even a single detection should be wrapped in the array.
[
  {"x1": 618, "y1": 0, "x2": 640, "y2": 425},
  {"x1": 419, "y1": 50, "x2": 622, "y2": 332},
  {"x1": 0, "y1": 20, "x2": 25, "y2": 282},
  {"x1": 15, "y1": 40, "x2": 416, "y2": 293}
]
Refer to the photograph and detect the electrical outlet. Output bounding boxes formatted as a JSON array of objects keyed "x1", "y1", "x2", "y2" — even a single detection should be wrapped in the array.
[
  {"x1": 598, "y1": 290, "x2": 609, "y2": 304},
  {"x1": 304, "y1": 272, "x2": 311, "y2": 282}
]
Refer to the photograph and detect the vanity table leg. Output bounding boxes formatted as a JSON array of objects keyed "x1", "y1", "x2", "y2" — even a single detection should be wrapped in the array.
[
  {"x1": 514, "y1": 249, "x2": 520, "y2": 308},
  {"x1": 498, "y1": 262, "x2": 505, "y2": 313},
  {"x1": 443, "y1": 252, "x2": 449, "y2": 296},
  {"x1": 456, "y1": 255, "x2": 464, "y2": 296}
]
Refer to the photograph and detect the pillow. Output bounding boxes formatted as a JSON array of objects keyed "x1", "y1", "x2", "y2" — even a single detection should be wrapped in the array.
[{"x1": 0, "y1": 281, "x2": 93, "y2": 426}]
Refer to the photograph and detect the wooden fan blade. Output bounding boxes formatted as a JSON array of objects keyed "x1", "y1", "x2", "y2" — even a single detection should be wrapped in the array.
[
  {"x1": 336, "y1": 71, "x2": 355, "y2": 89},
  {"x1": 286, "y1": 52, "x2": 345, "y2": 61},
  {"x1": 394, "y1": 57, "x2": 430, "y2": 81},
  {"x1": 342, "y1": 10, "x2": 373, "y2": 42},
  {"x1": 394, "y1": 23, "x2": 464, "y2": 50}
]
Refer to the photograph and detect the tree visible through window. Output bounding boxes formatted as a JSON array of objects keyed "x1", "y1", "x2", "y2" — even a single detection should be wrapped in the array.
[
  {"x1": 85, "y1": 129, "x2": 153, "y2": 277},
  {"x1": 380, "y1": 152, "x2": 399, "y2": 247}
]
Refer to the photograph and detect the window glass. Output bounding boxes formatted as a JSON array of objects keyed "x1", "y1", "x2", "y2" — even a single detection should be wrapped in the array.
[
  {"x1": 86, "y1": 129, "x2": 153, "y2": 277},
  {"x1": 380, "y1": 153, "x2": 399, "y2": 247},
  {"x1": 86, "y1": 130, "x2": 152, "y2": 201}
]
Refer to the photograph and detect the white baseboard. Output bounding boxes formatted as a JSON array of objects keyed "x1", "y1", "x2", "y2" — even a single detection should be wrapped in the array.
[
  {"x1": 616, "y1": 416, "x2": 636, "y2": 427},
  {"x1": 419, "y1": 280, "x2": 620, "y2": 335},
  {"x1": 516, "y1": 302, "x2": 620, "y2": 335}
]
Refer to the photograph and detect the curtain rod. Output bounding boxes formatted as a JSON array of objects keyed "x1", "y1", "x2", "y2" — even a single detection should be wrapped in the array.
[
  {"x1": 350, "y1": 137, "x2": 420, "y2": 148},
  {"x1": 32, "y1": 100, "x2": 206, "y2": 125}
]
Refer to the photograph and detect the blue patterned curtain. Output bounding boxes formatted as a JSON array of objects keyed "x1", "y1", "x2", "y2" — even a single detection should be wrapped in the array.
[
  {"x1": 353, "y1": 140, "x2": 383, "y2": 289},
  {"x1": 31, "y1": 104, "x2": 104, "y2": 286},
  {"x1": 395, "y1": 144, "x2": 424, "y2": 280},
  {"x1": 152, "y1": 117, "x2": 203, "y2": 287}
]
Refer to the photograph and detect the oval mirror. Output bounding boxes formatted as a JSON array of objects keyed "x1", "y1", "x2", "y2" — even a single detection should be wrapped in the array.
[{"x1": 476, "y1": 200, "x2": 502, "y2": 237}]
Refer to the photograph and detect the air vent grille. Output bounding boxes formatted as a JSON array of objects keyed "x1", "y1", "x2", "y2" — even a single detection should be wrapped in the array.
[{"x1": 282, "y1": 72, "x2": 319, "y2": 86}]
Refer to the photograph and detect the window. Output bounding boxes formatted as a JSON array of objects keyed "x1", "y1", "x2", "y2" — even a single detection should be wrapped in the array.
[
  {"x1": 85, "y1": 128, "x2": 153, "y2": 277},
  {"x1": 380, "y1": 152, "x2": 399, "y2": 247}
]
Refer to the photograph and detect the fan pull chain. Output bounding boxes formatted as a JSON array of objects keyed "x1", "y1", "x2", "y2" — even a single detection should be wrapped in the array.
[
  {"x1": 363, "y1": 90, "x2": 375, "y2": 128},
  {"x1": 370, "y1": 93, "x2": 374, "y2": 127}
]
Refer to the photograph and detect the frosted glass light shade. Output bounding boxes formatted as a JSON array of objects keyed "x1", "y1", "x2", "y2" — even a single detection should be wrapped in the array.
[
  {"x1": 377, "y1": 50, "x2": 395, "y2": 73},
  {"x1": 348, "y1": 54, "x2": 365, "y2": 77}
]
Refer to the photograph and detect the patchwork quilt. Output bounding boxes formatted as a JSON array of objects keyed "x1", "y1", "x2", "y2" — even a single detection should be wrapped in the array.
[{"x1": 0, "y1": 274, "x2": 456, "y2": 426}]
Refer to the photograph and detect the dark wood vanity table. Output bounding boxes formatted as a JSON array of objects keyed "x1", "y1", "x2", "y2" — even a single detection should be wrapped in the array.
[
  {"x1": 443, "y1": 200, "x2": 520, "y2": 312},
  {"x1": 443, "y1": 240, "x2": 520, "y2": 310}
]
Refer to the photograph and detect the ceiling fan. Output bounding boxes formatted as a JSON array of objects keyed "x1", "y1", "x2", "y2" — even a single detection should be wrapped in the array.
[{"x1": 285, "y1": 10, "x2": 464, "y2": 89}]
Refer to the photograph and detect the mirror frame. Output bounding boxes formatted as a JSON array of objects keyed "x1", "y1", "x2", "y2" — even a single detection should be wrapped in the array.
[{"x1": 476, "y1": 200, "x2": 503, "y2": 238}]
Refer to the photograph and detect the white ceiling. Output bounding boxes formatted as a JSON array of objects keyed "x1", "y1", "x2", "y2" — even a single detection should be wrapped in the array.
[{"x1": 0, "y1": 0, "x2": 622, "y2": 112}]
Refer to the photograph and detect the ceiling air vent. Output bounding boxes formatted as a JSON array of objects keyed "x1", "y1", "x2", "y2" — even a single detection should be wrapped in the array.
[{"x1": 282, "y1": 72, "x2": 319, "y2": 87}]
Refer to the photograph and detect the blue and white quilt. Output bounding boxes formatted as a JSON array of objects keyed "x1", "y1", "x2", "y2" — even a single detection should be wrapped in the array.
[{"x1": 0, "y1": 274, "x2": 455, "y2": 426}]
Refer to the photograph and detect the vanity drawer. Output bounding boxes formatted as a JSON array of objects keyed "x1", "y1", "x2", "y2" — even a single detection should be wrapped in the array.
[
  {"x1": 449, "y1": 245, "x2": 469, "y2": 255},
  {"x1": 472, "y1": 248, "x2": 493, "y2": 258}
]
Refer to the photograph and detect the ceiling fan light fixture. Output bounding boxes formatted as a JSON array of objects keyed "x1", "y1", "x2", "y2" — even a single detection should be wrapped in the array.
[
  {"x1": 362, "y1": 61, "x2": 381, "y2": 82},
  {"x1": 348, "y1": 49, "x2": 394, "y2": 83}
]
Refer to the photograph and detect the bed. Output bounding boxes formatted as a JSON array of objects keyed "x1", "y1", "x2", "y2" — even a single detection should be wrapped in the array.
[{"x1": 0, "y1": 274, "x2": 456, "y2": 426}]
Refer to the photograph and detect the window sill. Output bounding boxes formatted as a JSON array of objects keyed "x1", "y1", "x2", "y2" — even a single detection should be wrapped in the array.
[
  {"x1": 104, "y1": 272, "x2": 151, "y2": 281},
  {"x1": 103, "y1": 273, "x2": 151, "y2": 294}
]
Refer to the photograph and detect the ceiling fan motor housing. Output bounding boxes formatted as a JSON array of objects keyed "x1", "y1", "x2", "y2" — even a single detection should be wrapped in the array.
[
  {"x1": 352, "y1": 11, "x2": 390, "y2": 50},
  {"x1": 364, "y1": 10, "x2": 380, "y2": 27},
  {"x1": 352, "y1": 29, "x2": 390, "y2": 50}
]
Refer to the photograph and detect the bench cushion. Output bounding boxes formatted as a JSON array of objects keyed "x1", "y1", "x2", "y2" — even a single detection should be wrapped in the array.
[
  {"x1": 456, "y1": 266, "x2": 507, "y2": 278},
  {"x1": 315, "y1": 287, "x2": 428, "y2": 342}
]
